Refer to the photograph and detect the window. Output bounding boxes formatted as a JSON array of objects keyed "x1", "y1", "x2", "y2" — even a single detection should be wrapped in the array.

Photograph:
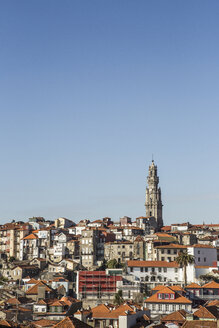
[
  {"x1": 161, "y1": 257, "x2": 165, "y2": 261},
  {"x1": 151, "y1": 267, "x2": 155, "y2": 273},
  {"x1": 204, "y1": 257, "x2": 206, "y2": 262},
  {"x1": 130, "y1": 267, "x2": 133, "y2": 272},
  {"x1": 140, "y1": 268, "x2": 143, "y2": 272},
  {"x1": 198, "y1": 257, "x2": 200, "y2": 262},
  {"x1": 145, "y1": 268, "x2": 148, "y2": 272},
  {"x1": 158, "y1": 293, "x2": 162, "y2": 299},
  {"x1": 175, "y1": 268, "x2": 178, "y2": 273},
  {"x1": 170, "y1": 294, "x2": 174, "y2": 299},
  {"x1": 118, "y1": 252, "x2": 121, "y2": 255},
  {"x1": 122, "y1": 245, "x2": 125, "y2": 248},
  {"x1": 198, "y1": 250, "x2": 200, "y2": 254},
  {"x1": 165, "y1": 304, "x2": 169, "y2": 311},
  {"x1": 174, "y1": 250, "x2": 177, "y2": 254},
  {"x1": 165, "y1": 294, "x2": 169, "y2": 299},
  {"x1": 161, "y1": 249, "x2": 164, "y2": 254},
  {"x1": 118, "y1": 245, "x2": 120, "y2": 248},
  {"x1": 158, "y1": 304, "x2": 162, "y2": 311},
  {"x1": 173, "y1": 304, "x2": 176, "y2": 311},
  {"x1": 158, "y1": 267, "x2": 162, "y2": 272},
  {"x1": 152, "y1": 304, "x2": 156, "y2": 311},
  {"x1": 163, "y1": 268, "x2": 167, "y2": 272},
  {"x1": 167, "y1": 250, "x2": 171, "y2": 254}
]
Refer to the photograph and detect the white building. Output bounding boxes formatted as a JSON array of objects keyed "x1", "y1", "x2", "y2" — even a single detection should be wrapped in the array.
[
  {"x1": 187, "y1": 244, "x2": 217, "y2": 267},
  {"x1": 127, "y1": 260, "x2": 184, "y2": 288}
]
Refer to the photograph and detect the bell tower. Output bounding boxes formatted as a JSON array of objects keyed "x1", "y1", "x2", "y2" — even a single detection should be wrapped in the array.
[{"x1": 145, "y1": 160, "x2": 163, "y2": 229}]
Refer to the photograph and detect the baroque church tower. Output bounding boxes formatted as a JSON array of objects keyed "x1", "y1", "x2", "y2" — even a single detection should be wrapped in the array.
[{"x1": 145, "y1": 160, "x2": 163, "y2": 229}]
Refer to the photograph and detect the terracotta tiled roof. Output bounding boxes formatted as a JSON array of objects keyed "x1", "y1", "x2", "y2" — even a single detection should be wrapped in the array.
[
  {"x1": 202, "y1": 281, "x2": 219, "y2": 289},
  {"x1": 26, "y1": 281, "x2": 52, "y2": 295},
  {"x1": 27, "y1": 278, "x2": 39, "y2": 284},
  {"x1": 195, "y1": 265, "x2": 216, "y2": 268},
  {"x1": 156, "y1": 286, "x2": 175, "y2": 294},
  {"x1": 155, "y1": 233, "x2": 174, "y2": 238},
  {"x1": 156, "y1": 243, "x2": 187, "y2": 249},
  {"x1": 32, "y1": 319, "x2": 56, "y2": 327},
  {"x1": 135, "y1": 235, "x2": 144, "y2": 242},
  {"x1": 161, "y1": 226, "x2": 171, "y2": 231},
  {"x1": 153, "y1": 285, "x2": 185, "y2": 292},
  {"x1": 145, "y1": 290, "x2": 192, "y2": 304},
  {"x1": 161, "y1": 309, "x2": 187, "y2": 322},
  {"x1": 185, "y1": 283, "x2": 201, "y2": 289},
  {"x1": 53, "y1": 277, "x2": 69, "y2": 282},
  {"x1": 152, "y1": 285, "x2": 168, "y2": 291},
  {"x1": 60, "y1": 296, "x2": 80, "y2": 306},
  {"x1": 193, "y1": 305, "x2": 217, "y2": 319},
  {"x1": 23, "y1": 233, "x2": 38, "y2": 240},
  {"x1": 36, "y1": 299, "x2": 47, "y2": 305},
  {"x1": 127, "y1": 260, "x2": 179, "y2": 268},
  {"x1": 170, "y1": 285, "x2": 185, "y2": 292},
  {"x1": 182, "y1": 320, "x2": 217, "y2": 328},
  {"x1": 50, "y1": 300, "x2": 63, "y2": 306},
  {"x1": 6, "y1": 297, "x2": 21, "y2": 305},
  {"x1": 206, "y1": 300, "x2": 219, "y2": 307},
  {"x1": 0, "y1": 320, "x2": 12, "y2": 327},
  {"x1": 52, "y1": 316, "x2": 92, "y2": 328},
  {"x1": 190, "y1": 244, "x2": 214, "y2": 248},
  {"x1": 91, "y1": 304, "x2": 111, "y2": 317},
  {"x1": 92, "y1": 303, "x2": 136, "y2": 319}
]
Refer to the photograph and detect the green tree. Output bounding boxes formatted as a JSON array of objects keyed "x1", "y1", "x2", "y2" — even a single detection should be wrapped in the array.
[
  {"x1": 114, "y1": 290, "x2": 124, "y2": 306},
  {"x1": 107, "y1": 259, "x2": 124, "y2": 269},
  {"x1": 107, "y1": 259, "x2": 118, "y2": 269},
  {"x1": 175, "y1": 251, "x2": 195, "y2": 287}
]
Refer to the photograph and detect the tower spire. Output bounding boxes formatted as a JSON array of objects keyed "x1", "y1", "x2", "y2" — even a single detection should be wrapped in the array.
[{"x1": 145, "y1": 160, "x2": 163, "y2": 229}]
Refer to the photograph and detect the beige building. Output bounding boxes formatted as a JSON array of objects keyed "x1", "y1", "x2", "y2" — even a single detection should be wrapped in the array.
[
  {"x1": 66, "y1": 239, "x2": 80, "y2": 260},
  {"x1": 80, "y1": 228, "x2": 104, "y2": 269},
  {"x1": 156, "y1": 244, "x2": 188, "y2": 262},
  {"x1": 104, "y1": 241, "x2": 134, "y2": 263},
  {"x1": 0, "y1": 222, "x2": 31, "y2": 260},
  {"x1": 54, "y1": 217, "x2": 74, "y2": 229},
  {"x1": 133, "y1": 235, "x2": 146, "y2": 260}
]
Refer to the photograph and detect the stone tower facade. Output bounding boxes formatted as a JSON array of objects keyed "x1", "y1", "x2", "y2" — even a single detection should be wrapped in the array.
[{"x1": 145, "y1": 160, "x2": 163, "y2": 229}]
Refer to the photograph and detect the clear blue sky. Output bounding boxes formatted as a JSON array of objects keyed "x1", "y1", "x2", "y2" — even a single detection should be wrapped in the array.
[{"x1": 1, "y1": 1, "x2": 219, "y2": 225}]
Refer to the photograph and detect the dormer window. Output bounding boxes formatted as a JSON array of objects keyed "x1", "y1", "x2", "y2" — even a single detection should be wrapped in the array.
[
  {"x1": 158, "y1": 293, "x2": 162, "y2": 299},
  {"x1": 170, "y1": 293, "x2": 175, "y2": 299},
  {"x1": 165, "y1": 294, "x2": 169, "y2": 299}
]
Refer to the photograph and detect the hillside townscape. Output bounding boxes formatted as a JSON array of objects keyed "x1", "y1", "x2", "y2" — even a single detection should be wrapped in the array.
[{"x1": 0, "y1": 161, "x2": 218, "y2": 328}]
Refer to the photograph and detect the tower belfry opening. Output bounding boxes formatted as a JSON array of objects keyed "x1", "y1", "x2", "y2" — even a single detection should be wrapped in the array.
[{"x1": 145, "y1": 160, "x2": 163, "y2": 229}]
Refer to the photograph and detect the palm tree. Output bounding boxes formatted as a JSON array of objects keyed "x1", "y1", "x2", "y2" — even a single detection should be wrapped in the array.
[
  {"x1": 114, "y1": 290, "x2": 124, "y2": 306},
  {"x1": 175, "y1": 250, "x2": 195, "y2": 287}
]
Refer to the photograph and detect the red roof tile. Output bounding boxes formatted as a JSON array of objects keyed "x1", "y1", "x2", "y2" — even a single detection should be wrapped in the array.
[{"x1": 127, "y1": 260, "x2": 179, "y2": 268}]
